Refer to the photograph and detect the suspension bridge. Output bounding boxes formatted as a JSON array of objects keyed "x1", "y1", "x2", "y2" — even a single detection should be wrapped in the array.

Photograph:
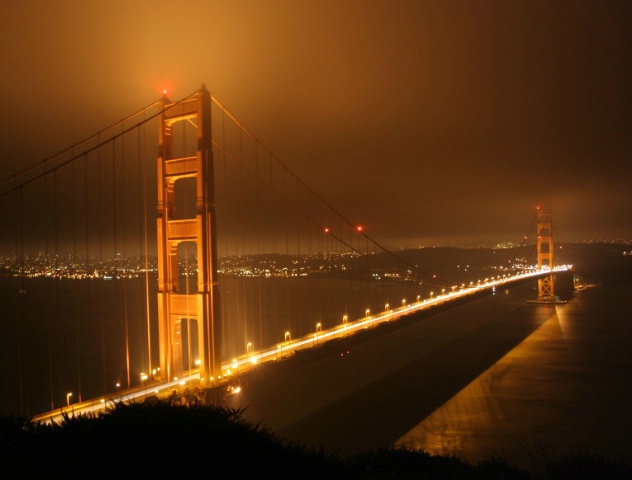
[{"x1": 0, "y1": 86, "x2": 568, "y2": 420}]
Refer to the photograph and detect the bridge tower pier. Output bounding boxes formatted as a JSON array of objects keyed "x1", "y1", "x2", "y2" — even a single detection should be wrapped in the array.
[
  {"x1": 156, "y1": 86, "x2": 221, "y2": 386},
  {"x1": 536, "y1": 208, "x2": 555, "y2": 301}
]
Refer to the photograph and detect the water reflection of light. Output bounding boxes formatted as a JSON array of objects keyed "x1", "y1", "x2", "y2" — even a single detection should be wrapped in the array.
[{"x1": 395, "y1": 306, "x2": 570, "y2": 470}]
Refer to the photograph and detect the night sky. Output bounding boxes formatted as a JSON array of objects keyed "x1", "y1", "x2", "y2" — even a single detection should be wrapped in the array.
[{"x1": 1, "y1": 0, "x2": 631, "y2": 247}]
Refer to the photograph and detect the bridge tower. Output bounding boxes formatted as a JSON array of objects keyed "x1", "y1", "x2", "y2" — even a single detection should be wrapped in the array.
[
  {"x1": 536, "y1": 208, "x2": 555, "y2": 301},
  {"x1": 156, "y1": 86, "x2": 221, "y2": 386}
]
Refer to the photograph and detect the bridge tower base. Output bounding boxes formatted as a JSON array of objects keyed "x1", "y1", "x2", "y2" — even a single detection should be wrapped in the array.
[{"x1": 156, "y1": 86, "x2": 222, "y2": 386}]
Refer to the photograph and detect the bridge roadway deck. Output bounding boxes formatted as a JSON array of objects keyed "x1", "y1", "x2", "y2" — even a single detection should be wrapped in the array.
[
  {"x1": 223, "y1": 276, "x2": 561, "y2": 453},
  {"x1": 31, "y1": 269, "x2": 566, "y2": 429}
]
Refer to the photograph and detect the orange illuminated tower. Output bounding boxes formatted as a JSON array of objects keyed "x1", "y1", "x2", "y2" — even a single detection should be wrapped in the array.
[
  {"x1": 156, "y1": 86, "x2": 221, "y2": 385},
  {"x1": 536, "y1": 208, "x2": 555, "y2": 301}
]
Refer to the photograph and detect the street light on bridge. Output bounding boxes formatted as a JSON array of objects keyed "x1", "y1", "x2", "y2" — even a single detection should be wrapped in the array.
[
  {"x1": 140, "y1": 373, "x2": 148, "y2": 394},
  {"x1": 66, "y1": 392, "x2": 72, "y2": 408},
  {"x1": 281, "y1": 331, "x2": 291, "y2": 357}
]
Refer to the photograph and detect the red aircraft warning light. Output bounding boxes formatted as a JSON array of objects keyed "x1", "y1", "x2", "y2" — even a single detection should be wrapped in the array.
[{"x1": 356, "y1": 225, "x2": 364, "y2": 232}]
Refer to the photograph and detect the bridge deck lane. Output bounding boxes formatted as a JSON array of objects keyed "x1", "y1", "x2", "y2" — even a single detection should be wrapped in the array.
[{"x1": 226, "y1": 283, "x2": 556, "y2": 453}]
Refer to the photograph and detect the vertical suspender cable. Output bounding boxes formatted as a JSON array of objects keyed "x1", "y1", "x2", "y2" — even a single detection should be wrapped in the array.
[
  {"x1": 54, "y1": 169, "x2": 61, "y2": 408},
  {"x1": 73, "y1": 154, "x2": 83, "y2": 403},
  {"x1": 239, "y1": 127, "x2": 248, "y2": 352},
  {"x1": 112, "y1": 138, "x2": 121, "y2": 387},
  {"x1": 16, "y1": 186, "x2": 24, "y2": 415},
  {"x1": 294, "y1": 175, "x2": 303, "y2": 334},
  {"x1": 141, "y1": 117, "x2": 152, "y2": 377},
  {"x1": 255, "y1": 143, "x2": 263, "y2": 351},
  {"x1": 121, "y1": 126, "x2": 131, "y2": 389},
  {"x1": 83, "y1": 153, "x2": 90, "y2": 399},
  {"x1": 283, "y1": 165, "x2": 289, "y2": 334},
  {"x1": 45, "y1": 164, "x2": 54, "y2": 410},
  {"x1": 98, "y1": 133, "x2": 107, "y2": 394},
  {"x1": 220, "y1": 108, "x2": 228, "y2": 357},
  {"x1": 270, "y1": 151, "x2": 279, "y2": 342}
]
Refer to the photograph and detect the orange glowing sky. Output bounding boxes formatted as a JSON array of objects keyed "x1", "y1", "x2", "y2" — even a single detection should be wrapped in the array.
[{"x1": 1, "y1": 0, "x2": 631, "y2": 246}]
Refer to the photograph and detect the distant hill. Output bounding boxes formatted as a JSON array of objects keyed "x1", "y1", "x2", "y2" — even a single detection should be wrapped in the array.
[{"x1": 394, "y1": 243, "x2": 632, "y2": 286}]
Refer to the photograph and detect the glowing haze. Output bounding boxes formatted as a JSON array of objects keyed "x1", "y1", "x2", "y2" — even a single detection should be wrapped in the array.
[{"x1": 1, "y1": 0, "x2": 630, "y2": 246}]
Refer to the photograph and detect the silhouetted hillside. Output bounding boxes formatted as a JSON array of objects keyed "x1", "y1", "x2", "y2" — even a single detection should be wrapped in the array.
[{"x1": 1, "y1": 402, "x2": 630, "y2": 479}]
